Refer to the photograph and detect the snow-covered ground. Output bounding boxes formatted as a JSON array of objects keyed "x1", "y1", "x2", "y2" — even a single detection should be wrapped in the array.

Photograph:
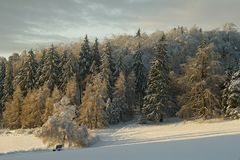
[{"x1": 1, "y1": 119, "x2": 240, "y2": 159}]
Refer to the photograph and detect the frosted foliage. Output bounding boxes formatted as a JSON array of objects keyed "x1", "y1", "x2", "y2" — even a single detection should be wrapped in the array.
[
  {"x1": 40, "y1": 97, "x2": 89, "y2": 147},
  {"x1": 226, "y1": 71, "x2": 240, "y2": 119}
]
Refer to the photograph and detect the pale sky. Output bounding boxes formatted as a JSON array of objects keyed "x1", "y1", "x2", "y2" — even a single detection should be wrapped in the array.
[{"x1": 0, "y1": 0, "x2": 239, "y2": 57}]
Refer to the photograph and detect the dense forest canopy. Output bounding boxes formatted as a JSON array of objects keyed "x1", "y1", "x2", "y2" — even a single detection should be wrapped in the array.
[{"x1": 0, "y1": 23, "x2": 240, "y2": 129}]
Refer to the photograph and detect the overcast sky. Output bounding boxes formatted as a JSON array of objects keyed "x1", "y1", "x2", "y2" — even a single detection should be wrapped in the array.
[{"x1": 0, "y1": 0, "x2": 239, "y2": 57}]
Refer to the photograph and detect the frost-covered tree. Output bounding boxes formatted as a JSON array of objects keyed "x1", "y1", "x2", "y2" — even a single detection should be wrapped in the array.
[
  {"x1": 132, "y1": 43, "x2": 147, "y2": 111},
  {"x1": 0, "y1": 58, "x2": 6, "y2": 119},
  {"x1": 38, "y1": 45, "x2": 60, "y2": 95},
  {"x1": 35, "y1": 49, "x2": 46, "y2": 88},
  {"x1": 78, "y1": 35, "x2": 93, "y2": 104},
  {"x1": 107, "y1": 72, "x2": 128, "y2": 124},
  {"x1": 115, "y1": 55, "x2": 126, "y2": 77},
  {"x1": 92, "y1": 38, "x2": 101, "y2": 71},
  {"x1": 41, "y1": 97, "x2": 89, "y2": 147},
  {"x1": 14, "y1": 50, "x2": 38, "y2": 96},
  {"x1": 3, "y1": 86, "x2": 23, "y2": 129},
  {"x1": 59, "y1": 50, "x2": 75, "y2": 93},
  {"x1": 224, "y1": 70, "x2": 240, "y2": 119},
  {"x1": 177, "y1": 42, "x2": 223, "y2": 119},
  {"x1": 79, "y1": 73, "x2": 108, "y2": 129},
  {"x1": 142, "y1": 35, "x2": 170, "y2": 122},
  {"x1": 100, "y1": 42, "x2": 116, "y2": 101},
  {"x1": 3, "y1": 59, "x2": 14, "y2": 104}
]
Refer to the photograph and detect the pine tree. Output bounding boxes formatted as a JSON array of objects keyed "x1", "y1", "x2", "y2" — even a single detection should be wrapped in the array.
[
  {"x1": 21, "y1": 87, "x2": 46, "y2": 128},
  {"x1": 14, "y1": 50, "x2": 38, "y2": 96},
  {"x1": 78, "y1": 35, "x2": 93, "y2": 104},
  {"x1": 142, "y1": 35, "x2": 170, "y2": 122},
  {"x1": 35, "y1": 49, "x2": 46, "y2": 88},
  {"x1": 38, "y1": 45, "x2": 60, "y2": 95},
  {"x1": 3, "y1": 86, "x2": 23, "y2": 129},
  {"x1": 100, "y1": 42, "x2": 116, "y2": 101},
  {"x1": 107, "y1": 72, "x2": 128, "y2": 124},
  {"x1": 3, "y1": 59, "x2": 14, "y2": 105},
  {"x1": 59, "y1": 50, "x2": 75, "y2": 93},
  {"x1": 92, "y1": 38, "x2": 101, "y2": 70},
  {"x1": 132, "y1": 43, "x2": 147, "y2": 111},
  {"x1": 177, "y1": 42, "x2": 223, "y2": 119},
  {"x1": 136, "y1": 28, "x2": 141, "y2": 38},
  {"x1": 224, "y1": 70, "x2": 240, "y2": 119},
  {"x1": 115, "y1": 55, "x2": 126, "y2": 77},
  {"x1": 0, "y1": 58, "x2": 6, "y2": 119},
  {"x1": 79, "y1": 73, "x2": 108, "y2": 129}
]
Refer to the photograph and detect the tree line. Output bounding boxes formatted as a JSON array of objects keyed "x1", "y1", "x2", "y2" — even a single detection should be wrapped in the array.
[{"x1": 0, "y1": 24, "x2": 240, "y2": 130}]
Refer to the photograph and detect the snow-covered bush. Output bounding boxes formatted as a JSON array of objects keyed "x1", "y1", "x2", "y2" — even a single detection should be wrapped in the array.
[{"x1": 40, "y1": 97, "x2": 91, "y2": 147}]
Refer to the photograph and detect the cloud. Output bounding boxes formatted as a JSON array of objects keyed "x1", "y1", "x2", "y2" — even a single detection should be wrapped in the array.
[{"x1": 0, "y1": 0, "x2": 239, "y2": 57}]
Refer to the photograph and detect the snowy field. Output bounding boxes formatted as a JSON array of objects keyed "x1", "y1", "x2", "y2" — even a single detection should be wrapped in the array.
[{"x1": 1, "y1": 119, "x2": 240, "y2": 160}]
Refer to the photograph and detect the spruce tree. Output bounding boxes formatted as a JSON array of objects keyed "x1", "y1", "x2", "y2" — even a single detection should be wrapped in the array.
[
  {"x1": 107, "y1": 71, "x2": 128, "y2": 124},
  {"x1": 78, "y1": 35, "x2": 93, "y2": 104},
  {"x1": 92, "y1": 38, "x2": 101, "y2": 70},
  {"x1": 79, "y1": 73, "x2": 108, "y2": 129},
  {"x1": 142, "y1": 35, "x2": 170, "y2": 122},
  {"x1": 3, "y1": 86, "x2": 23, "y2": 129},
  {"x1": 132, "y1": 43, "x2": 146, "y2": 111},
  {"x1": 177, "y1": 42, "x2": 223, "y2": 119},
  {"x1": 14, "y1": 50, "x2": 38, "y2": 96},
  {"x1": 35, "y1": 49, "x2": 46, "y2": 88},
  {"x1": 59, "y1": 50, "x2": 75, "y2": 93},
  {"x1": 100, "y1": 42, "x2": 116, "y2": 101},
  {"x1": 3, "y1": 59, "x2": 14, "y2": 105},
  {"x1": 224, "y1": 70, "x2": 240, "y2": 119},
  {"x1": 38, "y1": 45, "x2": 60, "y2": 95},
  {"x1": 136, "y1": 28, "x2": 141, "y2": 38},
  {"x1": 0, "y1": 58, "x2": 6, "y2": 119}
]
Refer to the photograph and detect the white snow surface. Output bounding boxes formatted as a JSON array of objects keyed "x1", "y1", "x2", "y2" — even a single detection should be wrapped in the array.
[{"x1": 1, "y1": 118, "x2": 240, "y2": 160}]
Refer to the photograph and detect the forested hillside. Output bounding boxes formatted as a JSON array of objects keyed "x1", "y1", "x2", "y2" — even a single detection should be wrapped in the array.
[{"x1": 0, "y1": 24, "x2": 240, "y2": 130}]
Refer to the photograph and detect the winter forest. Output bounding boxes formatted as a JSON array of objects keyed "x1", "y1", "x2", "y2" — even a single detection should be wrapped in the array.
[{"x1": 0, "y1": 23, "x2": 240, "y2": 147}]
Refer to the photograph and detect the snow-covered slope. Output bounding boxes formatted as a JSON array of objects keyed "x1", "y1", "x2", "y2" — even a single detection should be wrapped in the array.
[
  {"x1": 1, "y1": 134, "x2": 240, "y2": 160},
  {"x1": 1, "y1": 119, "x2": 240, "y2": 159}
]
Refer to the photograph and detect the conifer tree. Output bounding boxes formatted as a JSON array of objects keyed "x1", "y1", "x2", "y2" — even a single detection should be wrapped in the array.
[
  {"x1": 21, "y1": 87, "x2": 46, "y2": 128},
  {"x1": 14, "y1": 50, "x2": 38, "y2": 96},
  {"x1": 35, "y1": 49, "x2": 46, "y2": 88},
  {"x1": 177, "y1": 42, "x2": 223, "y2": 119},
  {"x1": 136, "y1": 28, "x2": 141, "y2": 38},
  {"x1": 59, "y1": 50, "x2": 75, "y2": 93},
  {"x1": 142, "y1": 35, "x2": 170, "y2": 122},
  {"x1": 100, "y1": 42, "x2": 116, "y2": 101},
  {"x1": 3, "y1": 86, "x2": 23, "y2": 129},
  {"x1": 107, "y1": 72, "x2": 128, "y2": 124},
  {"x1": 78, "y1": 35, "x2": 93, "y2": 104},
  {"x1": 0, "y1": 58, "x2": 6, "y2": 119},
  {"x1": 3, "y1": 59, "x2": 14, "y2": 104},
  {"x1": 79, "y1": 73, "x2": 108, "y2": 129},
  {"x1": 92, "y1": 38, "x2": 101, "y2": 70},
  {"x1": 115, "y1": 55, "x2": 126, "y2": 77},
  {"x1": 132, "y1": 43, "x2": 147, "y2": 111},
  {"x1": 38, "y1": 45, "x2": 60, "y2": 95},
  {"x1": 224, "y1": 70, "x2": 240, "y2": 119}
]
